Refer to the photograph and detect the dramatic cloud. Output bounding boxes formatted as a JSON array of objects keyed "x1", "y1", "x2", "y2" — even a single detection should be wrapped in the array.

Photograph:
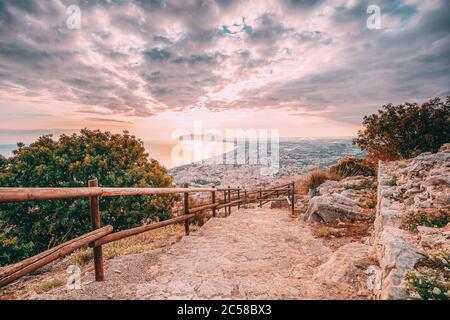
[{"x1": 0, "y1": 0, "x2": 449, "y2": 124}]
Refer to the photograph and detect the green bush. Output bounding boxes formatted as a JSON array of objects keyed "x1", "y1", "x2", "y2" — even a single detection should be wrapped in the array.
[
  {"x1": 0, "y1": 129, "x2": 178, "y2": 266},
  {"x1": 354, "y1": 97, "x2": 450, "y2": 161}
]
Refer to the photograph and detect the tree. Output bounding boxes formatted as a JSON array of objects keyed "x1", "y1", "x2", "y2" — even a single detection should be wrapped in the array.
[
  {"x1": 353, "y1": 97, "x2": 450, "y2": 161},
  {"x1": 0, "y1": 129, "x2": 177, "y2": 266}
]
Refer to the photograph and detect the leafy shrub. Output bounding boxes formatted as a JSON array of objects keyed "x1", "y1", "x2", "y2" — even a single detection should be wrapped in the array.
[
  {"x1": 406, "y1": 249, "x2": 450, "y2": 300},
  {"x1": 0, "y1": 129, "x2": 178, "y2": 266},
  {"x1": 345, "y1": 179, "x2": 376, "y2": 191},
  {"x1": 330, "y1": 157, "x2": 375, "y2": 178},
  {"x1": 386, "y1": 176, "x2": 397, "y2": 187},
  {"x1": 354, "y1": 97, "x2": 450, "y2": 161},
  {"x1": 406, "y1": 270, "x2": 449, "y2": 300}
]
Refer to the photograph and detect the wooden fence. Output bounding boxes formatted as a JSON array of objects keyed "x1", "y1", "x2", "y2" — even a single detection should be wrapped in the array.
[{"x1": 0, "y1": 181, "x2": 295, "y2": 288}]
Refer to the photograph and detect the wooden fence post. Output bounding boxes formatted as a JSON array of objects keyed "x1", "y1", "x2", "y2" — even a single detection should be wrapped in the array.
[
  {"x1": 291, "y1": 182, "x2": 295, "y2": 215},
  {"x1": 88, "y1": 178, "x2": 104, "y2": 281},
  {"x1": 237, "y1": 187, "x2": 240, "y2": 209},
  {"x1": 244, "y1": 190, "x2": 248, "y2": 205},
  {"x1": 183, "y1": 183, "x2": 190, "y2": 235},
  {"x1": 223, "y1": 189, "x2": 227, "y2": 216},
  {"x1": 227, "y1": 186, "x2": 231, "y2": 216},
  {"x1": 259, "y1": 188, "x2": 262, "y2": 208},
  {"x1": 211, "y1": 186, "x2": 216, "y2": 218}
]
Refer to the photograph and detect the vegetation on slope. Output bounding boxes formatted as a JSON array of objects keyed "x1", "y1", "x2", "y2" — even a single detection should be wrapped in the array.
[{"x1": 0, "y1": 129, "x2": 178, "y2": 266}]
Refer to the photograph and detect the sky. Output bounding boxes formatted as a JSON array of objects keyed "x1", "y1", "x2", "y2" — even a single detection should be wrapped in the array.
[{"x1": 0, "y1": 0, "x2": 449, "y2": 147}]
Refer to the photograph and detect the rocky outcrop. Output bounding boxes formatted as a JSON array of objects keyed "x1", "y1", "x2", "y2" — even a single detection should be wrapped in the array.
[
  {"x1": 302, "y1": 176, "x2": 375, "y2": 223},
  {"x1": 375, "y1": 226, "x2": 423, "y2": 299},
  {"x1": 373, "y1": 144, "x2": 450, "y2": 300}
]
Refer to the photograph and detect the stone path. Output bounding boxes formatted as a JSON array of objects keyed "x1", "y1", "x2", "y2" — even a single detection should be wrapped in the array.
[{"x1": 41, "y1": 208, "x2": 359, "y2": 300}]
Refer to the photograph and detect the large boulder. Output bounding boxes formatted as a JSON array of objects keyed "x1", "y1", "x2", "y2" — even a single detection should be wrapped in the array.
[
  {"x1": 302, "y1": 175, "x2": 375, "y2": 223},
  {"x1": 302, "y1": 193, "x2": 362, "y2": 223}
]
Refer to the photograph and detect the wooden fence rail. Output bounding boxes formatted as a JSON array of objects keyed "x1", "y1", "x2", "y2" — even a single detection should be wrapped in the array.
[
  {"x1": 0, "y1": 226, "x2": 113, "y2": 288},
  {"x1": 0, "y1": 181, "x2": 295, "y2": 288}
]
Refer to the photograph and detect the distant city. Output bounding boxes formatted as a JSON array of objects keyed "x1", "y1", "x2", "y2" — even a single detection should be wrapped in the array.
[{"x1": 169, "y1": 138, "x2": 364, "y2": 189}]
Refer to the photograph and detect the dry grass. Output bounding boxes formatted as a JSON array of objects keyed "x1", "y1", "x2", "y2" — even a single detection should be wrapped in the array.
[
  {"x1": 361, "y1": 192, "x2": 377, "y2": 209},
  {"x1": 312, "y1": 222, "x2": 371, "y2": 240},
  {"x1": 189, "y1": 196, "x2": 213, "y2": 226},
  {"x1": 32, "y1": 277, "x2": 65, "y2": 294},
  {"x1": 70, "y1": 222, "x2": 201, "y2": 267},
  {"x1": 298, "y1": 170, "x2": 340, "y2": 195}
]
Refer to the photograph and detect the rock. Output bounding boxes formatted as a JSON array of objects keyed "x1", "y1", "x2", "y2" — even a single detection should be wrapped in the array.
[
  {"x1": 408, "y1": 162, "x2": 424, "y2": 174},
  {"x1": 439, "y1": 143, "x2": 450, "y2": 152},
  {"x1": 270, "y1": 199, "x2": 289, "y2": 208},
  {"x1": 432, "y1": 287, "x2": 441, "y2": 295},
  {"x1": 196, "y1": 280, "x2": 233, "y2": 299},
  {"x1": 302, "y1": 194, "x2": 362, "y2": 223},
  {"x1": 148, "y1": 265, "x2": 159, "y2": 274},
  {"x1": 357, "y1": 289, "x2": 369, "y2": 297},
  {"x1": 314, "y1": 243, "x2": 370, "y2": 284},
  {"x1": 417, "y1": 152, "x2": 432, "y2": 158},
  {"x1": 404, "y1": 187, "x2": 421, "y2": 197},
  {"x1": 302, "y1": 176, "x2": 375, "y2": 223},
  {"x1": 432, "y1": 191, "x2": 450, "y2": 205},
  {"x1": 418, "y1": 199, "x2": 432, "y2": 208},
  {"x1": 317, "y1": 180, "x2": 341, "y2": 195},
  {"x1": 376, "y1": 227, "x2": 424, "y2": 300},
  {"x1": 424, "y1": 175, "x2": 450, "y2": 186},
  {"x1": 417, "y1": 225, "x2": 450, "y2": 249},
  {"x1": 317, "y1": 176, "x2": 372, "y2": 195}
]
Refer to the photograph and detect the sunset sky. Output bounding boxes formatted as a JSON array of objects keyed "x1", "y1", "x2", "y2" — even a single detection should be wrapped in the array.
[{"x1": 0, "y1": 0, "x2": 449, "y2": 146}]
